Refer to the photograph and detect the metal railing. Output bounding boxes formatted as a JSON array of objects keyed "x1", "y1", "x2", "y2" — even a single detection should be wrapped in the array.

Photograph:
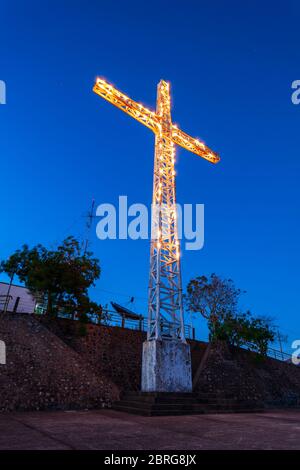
[
  {"x1": 266, "y1": 347, "x2": 293, "y2": 362},
  {"x1": 89, "y1": 310, "x2": 146, "y2": 330},
  {"x1": 33, "y1": 305, "x2": 195, "y2": 339},
  {"x1": 87, "y1": 309, "x2": 195, "y2": 339},
  {"x1": 5, "y1": 299, "x2": 293, "y2": 359},
  {"x1": 240, "y1": 341, "x2": 293, "y2": 363}
]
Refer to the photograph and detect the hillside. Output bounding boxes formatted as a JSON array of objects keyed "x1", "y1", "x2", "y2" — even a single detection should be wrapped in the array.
[
  {"x1": 41, "y1": 318, "x2": 300, "y2": 408},
  {"x1": 0, "y1": 314, "x2": 119, "y2": 411},
  {"x1": 0, "y1": 314, "x2": 299, "y2": 412},
  {"x1": 195, "y1": 341, "x2": 300, "y2": 408}
]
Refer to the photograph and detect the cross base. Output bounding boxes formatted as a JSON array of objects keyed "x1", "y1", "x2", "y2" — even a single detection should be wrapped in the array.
[{"x1": 141, "y1": 339, "x2": 192, "y2": 392}]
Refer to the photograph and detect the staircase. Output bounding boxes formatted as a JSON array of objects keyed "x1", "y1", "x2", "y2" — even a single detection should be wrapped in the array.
[
  {"x1": 113, "y1": 341, "x2": 265, "y2": 416},
  {"x1": 113, "y1": 391, "x2": 264, "y2": 416}
]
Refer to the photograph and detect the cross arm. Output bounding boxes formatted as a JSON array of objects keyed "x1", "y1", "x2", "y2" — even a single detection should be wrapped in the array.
[
  {"x1": 93, "y1": 78, "x2": 161, "y2": 134},
  {"x1": 171, "y1": 126, "x2": 220, "y2": 164},
  {"x1": 93, "y1": 78, "x2": 220, "y2": 164}
]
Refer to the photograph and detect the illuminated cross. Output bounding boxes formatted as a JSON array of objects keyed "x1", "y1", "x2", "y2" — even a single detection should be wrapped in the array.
[{"x1": 93, "y1": 78, "x2": 220, "y2": 345}]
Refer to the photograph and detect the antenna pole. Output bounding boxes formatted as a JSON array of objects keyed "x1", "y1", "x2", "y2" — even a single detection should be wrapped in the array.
[{"x1": 83, "y1": 198, "x2": 95, "y2": 255}]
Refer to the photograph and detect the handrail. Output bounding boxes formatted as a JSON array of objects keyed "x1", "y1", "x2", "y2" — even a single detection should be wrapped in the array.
[
  {"x1": 86, "y1": 309, "x2": 194, "y2": 339},
  {"x1": 34, "y1": 306, "x2": 195, "y2": 339},
  {"x1": 240, "y1": 341, "x2": 293, "y2": 362},
  {"x1": 266, "y1": 346, "x2": 292, "y2": 362}
]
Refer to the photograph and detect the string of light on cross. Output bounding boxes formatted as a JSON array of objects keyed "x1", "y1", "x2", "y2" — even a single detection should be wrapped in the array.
[{"x1": 93, "y1": 78, "x2": 220, "y2": 342}]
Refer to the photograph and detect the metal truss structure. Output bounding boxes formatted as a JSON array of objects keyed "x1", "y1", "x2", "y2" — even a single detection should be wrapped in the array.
[{"x1": 93, "y1": 78, "x2": 220, "y2": 343}]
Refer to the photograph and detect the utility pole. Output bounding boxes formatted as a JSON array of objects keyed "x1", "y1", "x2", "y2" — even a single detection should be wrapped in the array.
[
  {"x1": 277, "y1": 330, "x2": 285, "y2": 361},
  {"x1": 1, "y1": 271, "x2": 14, "y2": 317},
  {"x1": 83, "y1": 198, "x2": 96, "y2": 256}
]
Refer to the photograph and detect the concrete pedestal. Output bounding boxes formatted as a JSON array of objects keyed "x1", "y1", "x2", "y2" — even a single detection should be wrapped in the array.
[{"x1": 141, "y1": 339, "x2": 192, "y2": 392}]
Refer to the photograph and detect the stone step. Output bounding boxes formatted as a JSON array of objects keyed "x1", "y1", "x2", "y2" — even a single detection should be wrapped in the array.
[
  {"x1": 115, "y1": 400, "x2": 204, "y2": 411},
  {"x1": 113, "y1": 402, "x2": 264, "y2": 417},
  {"x1": 113, "y1": 399, "x2": 263, "y2": 414},
  {"x1": 112, "y1": 392, "x2": 265, "y2": 416},
  {"x1": 113, "y1": 403, "x2": 206, "y2": 416},
  {"x1": 125, "y1": 392, "x2": 263, "y2": 407},
  {"x1": 113, "y1": 404, "x2": 152, "y2": 416},
  {"x1": 198, "y1": 392, "x2": 219, "y2": 398},
  {"x1": 122, "y1": 394, "x2": 198, "y2": 404},
  {"x1": 197, "y1": 397, "x2": 249, "y2": 405},
  {"x1": 124, "y1": 391, "x2": 198, "y2": 398},
  {"x1": 198, "y1": 392, "x2": 237, "y2": 399}
]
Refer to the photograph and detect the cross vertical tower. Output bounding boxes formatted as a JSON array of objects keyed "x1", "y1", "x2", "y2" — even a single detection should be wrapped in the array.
[
  {"x1": 93, "y1": 77, "x2": 220, "y2": 392},
  {"x1": 148, "y1": 81, "x2": 184, "y2": 342}
]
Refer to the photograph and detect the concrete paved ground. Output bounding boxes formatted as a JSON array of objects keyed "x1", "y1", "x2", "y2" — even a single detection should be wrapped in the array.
[{"x1": 0, "y1": 409, "x2": 299, "y2": 450}]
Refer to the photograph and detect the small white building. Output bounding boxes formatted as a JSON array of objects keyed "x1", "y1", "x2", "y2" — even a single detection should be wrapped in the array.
[{"x1": 0, "y1": 282, "x2": 37, "y2": 314}]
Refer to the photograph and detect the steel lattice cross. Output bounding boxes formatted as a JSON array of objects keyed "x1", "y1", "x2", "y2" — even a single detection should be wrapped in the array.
[{"x1": 93, "y1": 78, "x2": 220, "y2": 342}]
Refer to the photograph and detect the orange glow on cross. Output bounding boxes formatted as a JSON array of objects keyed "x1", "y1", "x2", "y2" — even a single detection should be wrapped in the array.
[{"x1": 93, "y1": 77, "x2": 220, "y2": 342}]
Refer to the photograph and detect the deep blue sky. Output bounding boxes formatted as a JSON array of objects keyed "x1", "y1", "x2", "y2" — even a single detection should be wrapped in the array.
[{"x1": 0, "y1": 0, "x2": 299, "y2": 350}]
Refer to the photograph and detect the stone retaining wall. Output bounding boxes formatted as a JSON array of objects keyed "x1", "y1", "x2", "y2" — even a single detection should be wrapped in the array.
[
  {"x1": 0, "y1": 315, "x2": 119, "y2": 412},
  {"x1": 1, "y1": 315, "x2": 299, "y2": 411},
  {"x1": 195, "y1": 341, "x2": 300, "y2": 407}
]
